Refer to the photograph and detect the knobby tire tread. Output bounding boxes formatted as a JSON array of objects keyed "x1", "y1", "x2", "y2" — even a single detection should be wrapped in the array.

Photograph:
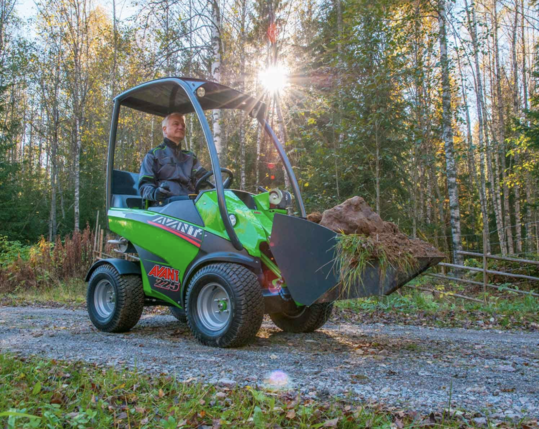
[
  {"x1": 169, "y1": 306, "x2": 187, "y2": 323},
  {"x1": 270, "y1": 302, "x2": 334, "y2": 333},
  {"x1": 88, "y1": 265, "x2": 144, "y2": 333},
  {"x1": 186, "y1": 263, "x2": 264, "y2": 348}
]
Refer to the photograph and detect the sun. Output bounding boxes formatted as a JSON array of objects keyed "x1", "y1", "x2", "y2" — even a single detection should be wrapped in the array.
[{"x1": 259, "y1": 65, "x2": 289, "y2": 93}]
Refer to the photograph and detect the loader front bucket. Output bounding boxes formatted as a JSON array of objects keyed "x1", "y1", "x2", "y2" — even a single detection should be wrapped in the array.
[{"x1": 269, "y1": 214, "x2": 443, "y2": 306}]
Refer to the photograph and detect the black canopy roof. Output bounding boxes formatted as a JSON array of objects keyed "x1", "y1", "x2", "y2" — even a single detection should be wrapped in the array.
[{"x1": 116, "y1": 77, "x2": 267, "y2": 120}]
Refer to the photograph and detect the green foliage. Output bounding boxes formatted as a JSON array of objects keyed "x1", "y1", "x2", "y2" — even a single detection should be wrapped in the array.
[
  {"x1": 0, "y1": 236, "x2": 32, "y2": 266},
  {"x1": 336, "y1": 287, "x2": 539, "y2": 329}
]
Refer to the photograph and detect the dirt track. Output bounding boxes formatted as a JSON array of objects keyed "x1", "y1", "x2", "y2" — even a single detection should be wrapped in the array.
[{"x1": 1, "y1": 306, "x2": 538, "y2": 420}]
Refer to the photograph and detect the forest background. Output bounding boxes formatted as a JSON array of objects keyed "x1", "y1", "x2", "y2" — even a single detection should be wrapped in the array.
[{"x1": 1, "y1": 0, "x2": 539, "y2": 263}]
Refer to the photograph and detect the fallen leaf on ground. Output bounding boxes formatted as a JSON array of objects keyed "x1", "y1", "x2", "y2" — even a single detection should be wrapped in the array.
[
  {"x1": 286, "y1": 410, "x2": 296, "y2": 419},
  {"x1": 323, "y1": 417, "x2": 339, "y2": 427}
]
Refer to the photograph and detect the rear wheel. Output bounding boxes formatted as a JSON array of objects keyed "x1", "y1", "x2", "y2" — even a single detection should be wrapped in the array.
[
  {"x1": 186, "y1": 263, "x2": 264, "y2": 348},
  {"x1": 169, "y1": 306, "x2": 187, "y2": 323},
  {"x1": 87, "y1": 265, "x2": 144, "y2": 333},
  {"x1": 270, "y1": 302, "x2": 334, "y2": 333}
]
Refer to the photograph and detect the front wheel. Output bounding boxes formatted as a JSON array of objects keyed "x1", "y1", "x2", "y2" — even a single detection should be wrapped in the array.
[
  {"x1": 270, "y1": 302, "x2": 334, "y2": 333},
  {"x1": 87, "y1": 265, "x2": 144, "y2": 333},
  {"x1": 186, "y1": 263, "x2": 264, "y2": 348}
]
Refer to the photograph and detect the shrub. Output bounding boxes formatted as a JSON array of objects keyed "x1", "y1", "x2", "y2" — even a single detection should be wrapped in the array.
[{"x1": 0, "y1": 225, "x2": 95, "y2": 292}]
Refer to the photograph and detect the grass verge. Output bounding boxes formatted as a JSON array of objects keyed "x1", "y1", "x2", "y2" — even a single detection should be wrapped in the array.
[
  {"x1": 335, "y1": 278, "x2": 539, "y2": 330},
  {"x1": 0, "y1": 279, "x2": 86, "y2": 308},
  {"x1": 0, "y1": 353, "x2": 525, "y2": 429}
]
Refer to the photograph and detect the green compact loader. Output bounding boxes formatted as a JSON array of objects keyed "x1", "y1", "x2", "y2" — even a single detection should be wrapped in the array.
[{"x1": 86, "y1": 78, "x2": 442, "y2": 348}]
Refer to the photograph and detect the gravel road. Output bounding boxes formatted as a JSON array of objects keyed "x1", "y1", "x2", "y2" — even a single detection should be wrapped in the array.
[{"x1": 1, "y1": 306, "x2": 538, "y2": 420}]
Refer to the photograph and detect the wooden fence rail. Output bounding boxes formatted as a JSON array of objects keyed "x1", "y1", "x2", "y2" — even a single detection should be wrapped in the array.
[
  {"x1": 425, "y1": 273, "x2": 539, "y2": 297},
  {"x1": 418, "y1": 248, "x2": 539, "y2": 302},
  {"x1": 438, "y1": 262, "x2": 539, "y2": 282},
  {"x1": 457, "y1": 251, "x2": 539, "y2": 266}
]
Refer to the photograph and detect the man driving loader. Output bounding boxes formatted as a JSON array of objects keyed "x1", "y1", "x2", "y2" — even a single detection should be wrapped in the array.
[{"x1": 138, "y1": 112, "x2": 207, "y2": 203}]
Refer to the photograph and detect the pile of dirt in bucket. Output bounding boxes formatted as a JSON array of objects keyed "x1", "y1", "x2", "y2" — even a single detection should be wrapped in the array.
[{"x1": 308, "y1": 196, "x2": 444, "y2": 259}]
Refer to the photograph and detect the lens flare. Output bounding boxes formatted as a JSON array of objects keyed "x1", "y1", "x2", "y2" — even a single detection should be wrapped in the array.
[
  {"x1": 264, "y1": 370, "x2": 290, "y2": 388},
  {"x1": 259, "y1": 65, "x2": 289, "y2": 93}
]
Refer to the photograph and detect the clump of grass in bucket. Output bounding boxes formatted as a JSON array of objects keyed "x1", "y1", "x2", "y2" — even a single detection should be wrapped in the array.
[{"x1": 334, "y1": 234, "x2": 418, "y2": 297}]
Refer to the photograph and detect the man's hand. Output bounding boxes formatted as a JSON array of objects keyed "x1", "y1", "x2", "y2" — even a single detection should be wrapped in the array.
[{"x1": 155, "y1": 183, "x2": 173, "y2": 201}]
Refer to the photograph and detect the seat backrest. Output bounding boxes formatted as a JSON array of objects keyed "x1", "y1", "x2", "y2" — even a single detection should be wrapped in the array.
[
  {"x1": 111, "y1": 170, "x2": 143, "y2": 209},
  {"x1": 112, "y1": 170, "x2": 140, "y2": 196}
]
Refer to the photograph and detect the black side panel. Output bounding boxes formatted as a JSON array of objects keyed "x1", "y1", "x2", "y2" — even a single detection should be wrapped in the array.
[
  {"x1": 148, "y1": 200, "x2": 204, "y2": 226},
  {"x1": 231, "y1": 190, "x2": 257, "y2": 210},
  {"x1": 85, "y1": 258, "x2": 141, "y2": 281},
  {"x1": 135, "y1": 246, "x2": 183, "y2": 304},
  {"x1": 270, "y1": 214, "x2": 338, "y2": 306}
]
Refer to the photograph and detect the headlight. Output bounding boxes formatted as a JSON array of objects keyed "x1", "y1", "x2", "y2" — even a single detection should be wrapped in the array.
[
  {"x1": 269, "y1": 189, "x2": 292, "y2": 209},
  {"x1": 228, "y1": 214, "x2": 237, "y2": 227},
  {"x1": 269, "y1": 189, "x2": 283, "y2": 205}
]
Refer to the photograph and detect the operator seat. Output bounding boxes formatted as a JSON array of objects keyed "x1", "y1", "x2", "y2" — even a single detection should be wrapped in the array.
[{"x1": 110, "y1": 170, "x2": 144, "y2": 209}]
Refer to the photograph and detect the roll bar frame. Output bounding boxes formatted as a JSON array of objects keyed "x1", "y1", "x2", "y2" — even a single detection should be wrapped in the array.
[{"x1": 106, "y1": 77, "x2": 306, "y2": 251}]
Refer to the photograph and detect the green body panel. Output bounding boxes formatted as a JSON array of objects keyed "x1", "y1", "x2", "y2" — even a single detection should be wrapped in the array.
[
  {"x1": 196, "y1": 191, "x2": 270, "y2": 258},
  {"x1": 108, "y1": 208, "x2": 200, "y2": 306},
  {"x1": 252, "y1": 192, "x2": 270, "y2": 211},
  {"x1": 107, "y1": 190, "x2": 288, "y2": 308}
]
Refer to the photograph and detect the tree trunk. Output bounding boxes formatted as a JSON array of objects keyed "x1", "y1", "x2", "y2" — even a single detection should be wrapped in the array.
[
  {"x1": 483, "y1": 30, "x2": 506, "y2": 255},
  {"x1": 438, "y1": 0, "x2": 463, "y2": 264},
  {"x1": 111, "y1": 0, "x2": 117, "y2": 98},
  {"x1": 275, "y1": 95, "x2": 290, "y2": 190},
  {"x1": 239, "y1": 0, "x2": 247, "y2": 190},
  {"x1": 525, "y1": 174, "x2": 534, "y2": 252},
  {"x1": 332, "y1": 0, "x2": 343, "y2": 200},
  {"x1": 511, "y1": 0, "x2": 522, "y2": 253},
  {"x1": 375, "y1": 120, "x2": 381, "y2": 215},
  {"x1": 49, "y1": 68, "x2": 60, "y2": 241},
  {"x1": 211, "y1": 0, "x2": 223, "y2": 161},
  {"x1": 493, "y1": 0, "x2": 514, "y2": 254},
  {"x1": 458, "y1": 52, "x2": 487, "y2": 252},
  {"x1": 74, "y1": 115, "x2": 81, "y2": 231},
  {"x1": 522, "y1": 1, "x2": 532, "y2": 252}
]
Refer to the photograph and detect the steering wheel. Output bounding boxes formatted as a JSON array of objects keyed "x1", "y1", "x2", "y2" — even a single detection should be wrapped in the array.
[{"x1": 195, "y1": 168, "x2": 234, "y2": 193}]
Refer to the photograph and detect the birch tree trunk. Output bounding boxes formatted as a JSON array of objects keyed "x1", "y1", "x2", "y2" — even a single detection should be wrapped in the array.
[
  {"x1": 332, "y1": 0, "x2": 343, "y2": 200},
  {"x1": 493, "y1": 0, "x2": 514, "y2": 254},
  {"x1": 456, "y1": 46, "x2": 490, "y2": 252},
  {"x1": 73, "y1": 116, "x2": 80, "y2": 231},
  {"x1": 483, "y1": 30, "x2": 506, "y2": 254},
  {"x1": 512, "y1": 0, "x2": 523, "y2": 253},
  {"x1": 238, "y1": 0, "x2": 247, "y2": 190},
  {"x1": 375, "y1": 120, "x2": 381, "y2": 215},
  {"x1": 111, "y1": 0, "x2": 117, "y2": 98},
  {"x1": 48, "y1": 55, "x2": 61, "y2": 241},
  {"x1": 521, "y1": 2, "x2": 533, "y2": 251},
  {"x1": 210, "y1": 0, "x2": 223, "y2": 161},
  {"x1": 438, "y1": 0, "x2": 463, "y2": 264}
]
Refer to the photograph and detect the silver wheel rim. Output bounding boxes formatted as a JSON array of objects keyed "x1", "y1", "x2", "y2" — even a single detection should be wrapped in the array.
[
  {"x1": 196, "y1": 282, "x2": 231, "y2": 331},
  {"x1": 94, "y1": 279, "x2": 116, "y2": 321}
]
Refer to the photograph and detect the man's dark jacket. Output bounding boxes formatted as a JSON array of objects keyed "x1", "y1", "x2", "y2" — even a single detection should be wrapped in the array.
[{"x1": 138, "y1": 138, "x2": 207, "y2": 201}]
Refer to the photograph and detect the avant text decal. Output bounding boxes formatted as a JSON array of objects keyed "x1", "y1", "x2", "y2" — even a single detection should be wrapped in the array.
[
  {"x1": 148, "y1": 264, "x2": 181, "y2": 292},
  {"x1": 148, "y1": 216, "x2": 203, "y2": 247}
]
